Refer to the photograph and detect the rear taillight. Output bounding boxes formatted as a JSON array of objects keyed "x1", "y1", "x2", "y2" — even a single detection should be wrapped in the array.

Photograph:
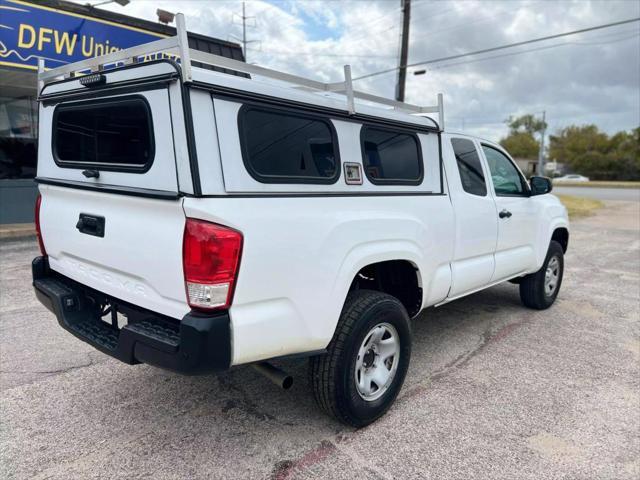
[
  {"x1": 35, "y1": 194, "x2": 46, "y2": 256},
  {"x1": 183, "y1": 218, "x2": 243, "y2": 311}
]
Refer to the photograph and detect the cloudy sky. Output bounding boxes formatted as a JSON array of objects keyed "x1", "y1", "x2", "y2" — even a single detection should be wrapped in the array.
[{"x1": 92, "y1": 0, "x2": 639, "y2": 142}]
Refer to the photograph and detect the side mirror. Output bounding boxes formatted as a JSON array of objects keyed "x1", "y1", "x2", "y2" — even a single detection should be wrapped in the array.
[{"x1": 530, "y1": 176, "x2": 553, "y2": 195}]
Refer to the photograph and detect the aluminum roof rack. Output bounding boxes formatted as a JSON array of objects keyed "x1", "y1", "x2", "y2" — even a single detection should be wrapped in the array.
[{"x1": 38, "y1": 13, "x2": 444, "y2": 130}]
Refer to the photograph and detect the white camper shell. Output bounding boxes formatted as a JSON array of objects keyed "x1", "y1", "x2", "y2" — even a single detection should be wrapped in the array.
[{"x1": 33, "y1": 15, "x2": 569, "y2": 427}]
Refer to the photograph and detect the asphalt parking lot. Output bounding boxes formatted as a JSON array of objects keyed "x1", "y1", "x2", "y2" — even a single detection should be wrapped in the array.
[{"x1": 1, "y1": 200, "x2": 639, "y2": 480}]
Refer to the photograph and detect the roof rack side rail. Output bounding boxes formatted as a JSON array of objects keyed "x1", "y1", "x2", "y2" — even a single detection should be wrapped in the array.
[{"x1": 36, "y1": 13, "x2": 445, "y2": 130}]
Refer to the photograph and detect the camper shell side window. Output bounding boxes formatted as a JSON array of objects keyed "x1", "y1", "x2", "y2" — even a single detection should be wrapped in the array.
[
  {"x1": 360, "y1": 126, "x2": 423, "y2": 186},
  {"x1": 238, "y1": 105, "x2": 341, "y2": 184}
]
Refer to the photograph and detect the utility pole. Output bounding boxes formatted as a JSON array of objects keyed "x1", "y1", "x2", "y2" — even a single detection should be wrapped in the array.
[
  {"x1": 242, "y1": 2, "x2": 248, "y2": 59},
  {"x1": 232, "y1": 2, "x2": 258, "y2": 62},
  {"x1": 537, "y1": 110, "x2": 546, "y2": 175},
  {"x1": 395, "y1": 0, "x2": 411, "y2": 102}
]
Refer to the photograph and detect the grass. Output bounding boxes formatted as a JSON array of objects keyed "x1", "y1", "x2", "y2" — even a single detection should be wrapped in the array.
[
  {"x1": 557, "y1": 195, "x2": 604, "y2": 219},
  {"x1": 553, "y1": 180, "x2": 640, "y2": 189}
]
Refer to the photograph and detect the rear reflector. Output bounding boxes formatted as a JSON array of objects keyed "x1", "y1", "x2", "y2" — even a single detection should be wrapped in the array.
[
  {"x1": 35, "y1": 193, "x2": 46, "y2": 256},
  {"x1": 183, "y1": 219, "x2": 243, "y2": 311}
]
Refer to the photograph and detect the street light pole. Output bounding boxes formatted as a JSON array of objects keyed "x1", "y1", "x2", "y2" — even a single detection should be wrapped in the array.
[{"x1": 537, "y1": 110, "x2": 546, "y2": 175}]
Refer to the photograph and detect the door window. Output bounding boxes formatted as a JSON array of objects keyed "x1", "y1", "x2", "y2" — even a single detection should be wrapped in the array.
[
  {"x1": 451, "y1": 138, "x2": 486, "y2": 196},
  {"x1": 482, "y1": 145, "x2": 528, "y2": 196}
]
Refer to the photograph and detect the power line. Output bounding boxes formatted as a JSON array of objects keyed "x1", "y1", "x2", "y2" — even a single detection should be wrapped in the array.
[
  {"x1": 342, "y1": 6, "x2": 402, "y2": 38},
  {"x1": 344, "y1": 0, "x2": 465, "y2": 44},
  {"x1": 248, "y1": 48, "x2": 397, "y2": 58},
  {"x1": 409, "y1": 1, "x2": 538, "y2": 42},
  {"x1": 343, "y1": 14, "x2": 400, "y2": 44},
  {"x1": 426, "y1": 31, "x2": 639, "y2": 71},
  {"x1": 570, "y1": 31, "x2": 640, "y2": 45},
  {"x1": 352, "y1": 17, "x2": 640, "y2": 81},
  {"x1": 250, "y1": 28, "x2": 637, "y2": 81},
  {"x1": 449, "y1": 109, "x2": 638, "y2": 125},
  {"x1": 249, "y1": 26, "x2": 638, "y2": 61}
]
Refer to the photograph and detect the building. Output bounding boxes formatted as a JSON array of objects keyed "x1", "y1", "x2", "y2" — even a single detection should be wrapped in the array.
[
  {"x1": 0, "y1": 0, "x2": 245, "y2": 224},
  {"x1": 513, "y1": 158, "x2": 538, "y2": 177}
]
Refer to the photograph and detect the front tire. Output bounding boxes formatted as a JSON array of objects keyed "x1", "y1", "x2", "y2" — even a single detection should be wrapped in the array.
[
  {"x1": 309, "y1": 290, "x2": 411, "y2": 427},
  {"x1": 519, "y1": 240, "x2": 564, "y2": 309}
]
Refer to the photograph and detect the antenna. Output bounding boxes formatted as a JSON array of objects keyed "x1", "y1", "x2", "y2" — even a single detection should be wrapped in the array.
[{"x1": 230, "y1": 2, "x2": 260, "y2": 62}]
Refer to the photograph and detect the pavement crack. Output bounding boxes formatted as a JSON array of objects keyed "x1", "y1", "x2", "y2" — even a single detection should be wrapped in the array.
[
  {"x1": 431, "y1": 317, "x2": 532, "y2": 381},
  {"x1": 399, "y1": 316, "x2": 533, "y2": 404},
  {"x1": 270, "y1": 439, "x2": 337, "y2": 480},
  {"x1": 270, "y1": 433, "x2": 394, "y2": 480},
  {"x1": 429, "y1": 331, "x2": 489, "y2": 382},
  {"x1": 0, "y1": 355, "x2": 96, "y2": 376}
]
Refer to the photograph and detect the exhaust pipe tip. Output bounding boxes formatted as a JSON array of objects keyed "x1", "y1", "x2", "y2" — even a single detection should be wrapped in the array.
[
  {"x1": 252, "y1": 362, "x2": 293, "y2": 390},
  {"x1": 281, "y1": 375, "x2": 294, "y2": 390}
]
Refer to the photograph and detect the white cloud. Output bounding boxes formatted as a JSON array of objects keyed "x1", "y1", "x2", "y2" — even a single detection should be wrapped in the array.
[{"x1": 90, "y1": 0, "x2": 639, "y2": 141}]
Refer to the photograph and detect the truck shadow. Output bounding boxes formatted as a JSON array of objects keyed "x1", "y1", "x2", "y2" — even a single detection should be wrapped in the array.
[
  {"x1": 138, "y1": 282, "x2": 527, "y2": 429},
  {"x1": 4, "y1": 264, "x2": 542, "y2": 478}
]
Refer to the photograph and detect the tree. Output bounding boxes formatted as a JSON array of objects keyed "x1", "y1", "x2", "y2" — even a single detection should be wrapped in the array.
[
  {"x1": 500, "y1": 131, "x2": 539, "y2": 159},
  {"x1": 506, "y1": 114, "x2": 547, "y2": 136},
  {"x1": 606, "y1": 128, "x2": 640, "y2": 180},
  {"x1": 549, "y1": 125, "x2": 639, "y2": 180},
  {"x1": 499, "y1": 114, "x2": 547, "y2": 159}
]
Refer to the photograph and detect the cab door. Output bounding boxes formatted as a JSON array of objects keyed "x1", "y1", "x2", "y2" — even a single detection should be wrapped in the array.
[
  {"x1": 445, "y1": 137, "x2": 498, "y2": 298},
  {"x1": 480, "y1": 144, "x2": 539, "y2": 280}
]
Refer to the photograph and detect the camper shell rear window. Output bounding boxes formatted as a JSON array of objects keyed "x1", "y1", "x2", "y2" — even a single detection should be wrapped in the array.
[{"x1": 52, "y1": 96, "x2": 154, "y2": 172}]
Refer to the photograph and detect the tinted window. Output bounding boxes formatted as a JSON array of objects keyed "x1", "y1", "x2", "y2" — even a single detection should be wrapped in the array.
[
  {"x1": 482, "y1": 145, "x2": 528, "y2": 196},
  {"x1": 451, "y1": 138, "x2": 486, "y2": 196},
  {"x1": 0, "y1": 95, "x2": 37, "y2": 179},
  {"x1": 361, "y1": 127, "x2": 422, "y2": 184},
  {"x1": 54, "y1": 97, "x2": 153, "y2": 169},
  {"x1": 240, "y1": 108, "x2": 338, "y2": 183}
]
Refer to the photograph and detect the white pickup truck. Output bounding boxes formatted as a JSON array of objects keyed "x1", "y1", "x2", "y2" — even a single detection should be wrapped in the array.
[{"x1": 32, "y1": 17, "x2": 568, "y2": 427}]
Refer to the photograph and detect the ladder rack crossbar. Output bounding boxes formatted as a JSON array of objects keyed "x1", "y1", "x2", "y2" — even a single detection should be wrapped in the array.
[
  {"x1": 37, "y1": 13, "x2": 444, "y2": 129},
  {"x1": 38, "y1": 36, "x2": 180, "y2": 83}
]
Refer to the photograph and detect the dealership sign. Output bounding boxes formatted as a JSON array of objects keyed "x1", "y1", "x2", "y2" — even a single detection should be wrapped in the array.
[{"x1": 0, "y1": 0, "x2": 174, "y2": 70}]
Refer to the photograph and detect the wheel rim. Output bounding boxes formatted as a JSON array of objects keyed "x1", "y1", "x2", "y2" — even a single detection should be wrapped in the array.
[
  {"x1": 544, "y1": 256, "x2": 560, "y2": 296},
  {"x1": 354, "y1": 322, "x2": 400, "y2": 402}
]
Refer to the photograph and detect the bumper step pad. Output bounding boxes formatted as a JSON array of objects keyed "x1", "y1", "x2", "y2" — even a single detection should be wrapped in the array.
[
  {"x1": 125, "y1": 320, "x2": 180, "y2": 352},
  {"x1": 73, "y1": 320, "x2": 119, "y2": 351},
  {"x1": 32, "y1": 256, "x2": 231, "y2": 374}
]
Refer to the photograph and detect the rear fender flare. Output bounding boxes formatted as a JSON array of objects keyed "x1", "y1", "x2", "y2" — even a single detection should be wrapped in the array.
[{"x1": 327, "y1": 239, "x2": 423, "y2": 341}]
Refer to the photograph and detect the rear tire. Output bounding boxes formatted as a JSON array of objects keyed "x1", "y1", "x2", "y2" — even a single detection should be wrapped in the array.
[
  {"x1": 309, "y1": 290, "x2": 411, "y2": 427},
  {"x1": 519, "y1": 240, "x2": 564, "y2": 310}
]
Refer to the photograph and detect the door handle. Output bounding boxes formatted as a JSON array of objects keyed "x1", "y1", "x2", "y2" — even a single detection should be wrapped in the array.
[{"x1": 499, "y1": 209, "x2": 512, "y2": 219}]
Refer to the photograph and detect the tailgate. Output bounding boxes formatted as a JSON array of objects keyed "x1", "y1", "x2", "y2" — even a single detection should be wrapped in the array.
[{"x1": 37, "y1": 76, "x2": 190, "y2": 320}]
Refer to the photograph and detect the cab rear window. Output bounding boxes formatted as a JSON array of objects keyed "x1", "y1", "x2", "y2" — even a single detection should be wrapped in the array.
[{"x1": 53, "y1": 96, "x2": 154, "y2": 171}]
